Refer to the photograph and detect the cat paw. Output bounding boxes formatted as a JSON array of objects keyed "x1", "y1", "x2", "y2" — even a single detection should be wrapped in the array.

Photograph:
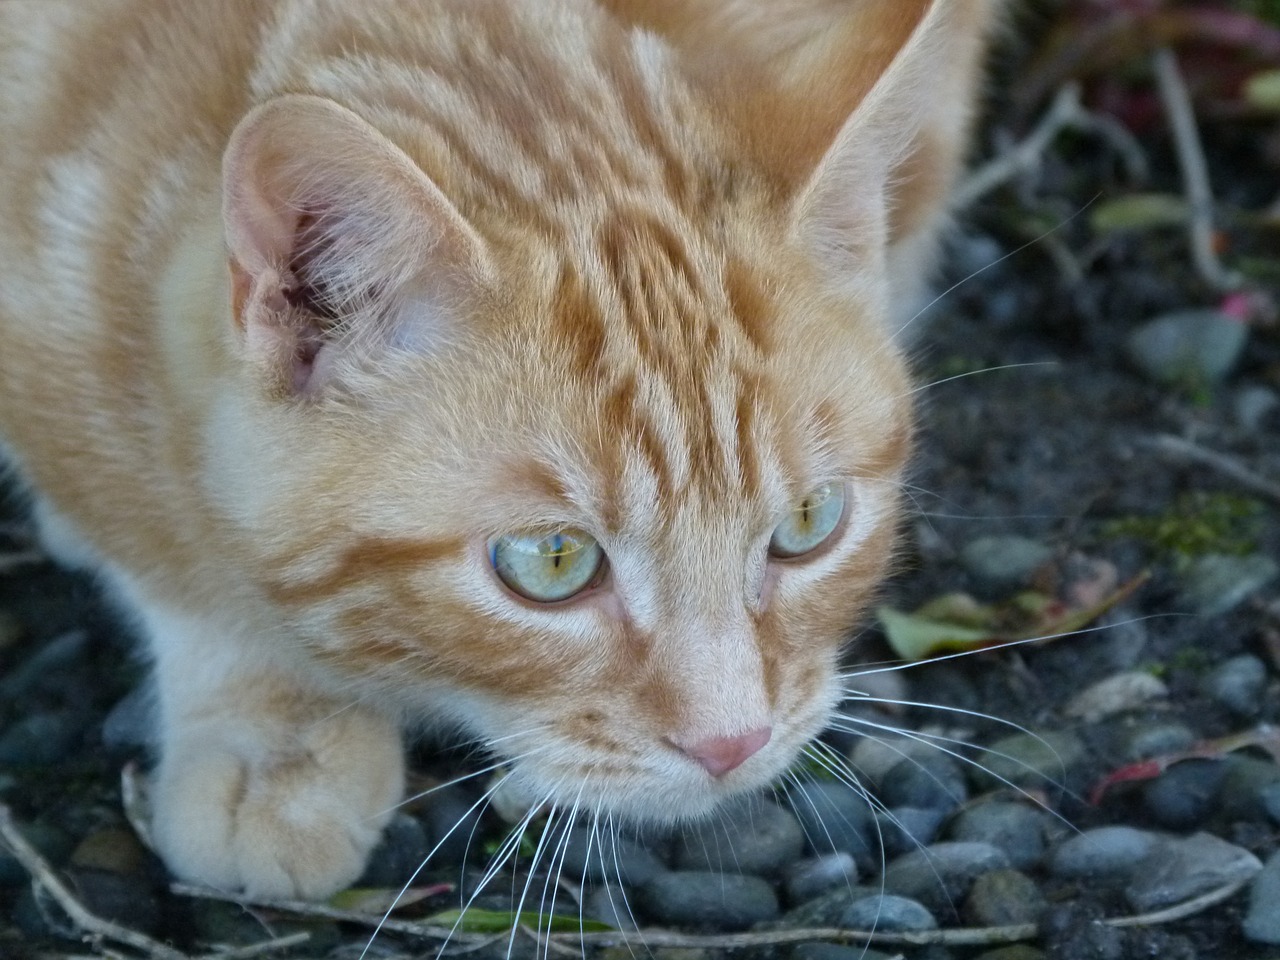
[{"x1": 149, "y1": 706, "x2": 404, "y2": 899}]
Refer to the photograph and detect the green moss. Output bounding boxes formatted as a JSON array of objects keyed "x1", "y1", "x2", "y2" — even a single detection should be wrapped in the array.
[{"x1": 1101, "y1": 491, "x2": 1264, "y2": 570}]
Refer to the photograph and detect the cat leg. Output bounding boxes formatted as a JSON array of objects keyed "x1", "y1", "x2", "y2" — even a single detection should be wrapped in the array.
[{"x1": 140, "y1": 602, "x2": 405, "y2": 899}]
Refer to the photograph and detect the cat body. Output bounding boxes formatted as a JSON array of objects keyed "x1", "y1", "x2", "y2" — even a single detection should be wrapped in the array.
[{"x1": 0, "y1": 0, "x2": 996, "y2": 898}]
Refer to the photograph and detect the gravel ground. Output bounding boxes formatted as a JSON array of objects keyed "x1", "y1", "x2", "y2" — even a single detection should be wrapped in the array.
[{"x1": 4, "y1": 29, "x2": 1280, "y2": 960}]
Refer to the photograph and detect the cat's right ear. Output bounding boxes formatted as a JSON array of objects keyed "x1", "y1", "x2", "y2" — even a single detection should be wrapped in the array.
[{"x1": 222, "y1": 95, "x2": 489, "y2": 396}]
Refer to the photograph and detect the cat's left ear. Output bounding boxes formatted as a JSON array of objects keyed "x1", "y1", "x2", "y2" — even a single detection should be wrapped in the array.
[{"x1": 222, "y1": 94, "x2": 490, "y2": 396}]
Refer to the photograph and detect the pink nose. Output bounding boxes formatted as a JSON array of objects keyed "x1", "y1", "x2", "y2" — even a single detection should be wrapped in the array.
[{"x1": 668, "y1": 727, "x2": 773, "y2": 778}]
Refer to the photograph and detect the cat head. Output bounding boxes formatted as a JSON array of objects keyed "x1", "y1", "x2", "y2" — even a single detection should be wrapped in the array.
[{"x1": 210, "y1": 0, "x2": 947, "y2": 822}]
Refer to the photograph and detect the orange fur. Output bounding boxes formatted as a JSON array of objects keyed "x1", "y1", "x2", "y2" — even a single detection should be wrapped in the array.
[{"x1": 0, "y1": 0, "x2": 998, "y2": 898}]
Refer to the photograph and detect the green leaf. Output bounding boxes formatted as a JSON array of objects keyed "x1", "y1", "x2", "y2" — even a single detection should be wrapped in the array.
[
  {"x1": 876, "y1": 606, "x2": 993, "y2": 661},
  {"x1": 1090, "y1": 193, "x2": 1189, "y2": 233},
  {"x1": 421, "y1": 908, "x2": 615, "y2": 934},
  {"x1": 328, "y1": 884, "x2": 450, "y2": 913}
]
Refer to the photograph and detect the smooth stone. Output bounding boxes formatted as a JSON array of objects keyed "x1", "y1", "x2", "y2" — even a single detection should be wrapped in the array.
[
  {"x1": 422, "y1": 785, "x2": 485, "y2": 866},
  {"x1": 1141, "y1": 758, "x2": 1227, "y2": 829},
  {"x1": 840, "y1": 893, "x2": 937, "y2": 932},
  {"x1": 0, "y1": 709, "x2": 87, "y2": 766},
  {"x1": 1118, "y1": 721, "x2": 1197, "y2": 762},
  {"x1": 1202, "y1": 654, "x2": 1268, "y2": 717},
  {"x1": 558, "y1": 825, "x2": 665, "y2": 887},
  {"x1": 1124, "y1": 308, "x2": 1248, "y2": 386},
  {"x1": 875, "y1": 806, "x2": 947, "y2": 859},
  {"x1": 879, "y1": 754, "x2": 969, "y2": 812},
  {"x1": 881, "y1": 841, "x2": 1011, "y2": 916},
  {"x1": 1219, "y1": 756, "x2": 1280, "y2": 820},
  {"x1": 1244, "y1": 850, "x2": 1280, "y2": 944},
  {"x1": 1050, "y1": 827, "x2": 1160, "y2": 879},
  {"x1": 778, "y1": 884, "x2": 885, "y2": 928},
  {"x1": 962, "y1": 869, "x2": 1047, "y2": 927},
  {"x1": 970, "y1": 731, "x2": 1086, "y2": 791},
  {"x1": 959, "y1": 535, "x2": 1053, "y2": 595},
  {"x1": 782, "y1": 853, "x2": 858, "y2": 905},
  {"x1": 355, "y1": 813, "x2": 429, "y2": 888},
  {"x1": 1125, "y1": 832, "x2": 1263, "y2": 912},
  {"x1": 1041, "y1": 902, "x2": 1126, "y2": 960},
  {"x1": 70, "y1": 828, "x2": 148, "y2": 876},
  {"x1": 1063, "y1": 670, "x2": 1168, "y2": 723},
  {"x1": 792, "y1": 945, "x2": 896, "y2": 960},
  {"x1": 948, "y1": 802, "x2": 1048, "y2": 871},
  {"x1": 788, "y1": 781, "x2": 877, "y2": 861},
  {"x1": 848, "y1": 736, "x2": 936, "y2": 787},
  {"x1": 1177, "y1": 553, "x2": 1278, "y2": 618},
  {"x1": 635, "y1": 871, "x2": 780, "y2": 930},
  {"x1": 675, "y1": 798, "x2": 804, "y2": 876},
  {"x1": 66, "y1": 868, "x2": 162, "y2": 936},
  {"x1": 1235, "y1": 385, "x2": 1280, "y2": 433},
  {"x1": 583, "y1": 885, "x2": 642, "y2": 932},
  {"x1": 1262, "y1": 782, "x2": 1280, "y2": 824}
]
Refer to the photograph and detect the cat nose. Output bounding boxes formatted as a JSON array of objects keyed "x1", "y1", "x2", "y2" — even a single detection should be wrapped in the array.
[{"x1": 668, "y1": 727, "x2": 772, "y2": 778}]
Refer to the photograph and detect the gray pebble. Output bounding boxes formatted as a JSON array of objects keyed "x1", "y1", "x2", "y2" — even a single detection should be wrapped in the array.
[
  {"x1": 1202, "y1": 654, "x2": 1268, "y2": 717},
  {"x1": 1125, "y1": 832, "x2": 1263, "y2": 912},
  {"x1": 963, "y1": 869, "x2": 1047, "y2": 927},
  {"x1": 840, "y1": 893, "x2": 937, "y2": 932},
  {"x1": 421, "y1": 786, "x2": 485, "y2": 866},
  {"x1": 949, "y1": 802, "x2": 1048, "y2": 871},
  {"x1": 879, "y1": 754, "x2": 968, "y2": 812},
  {"x1": 783, "y1": 853, "x2": 858, "y2": 905},
  {"x1": 1050, "y1": 826, "x2": 1160, "y2": 879},
  {"x1": 1235, "y1": 385, "x2": 1280, "y2": 433},
  {"x1": 1177, "y1": 553, "x2": 1279, "y2": 618},
  {"x1": 0, "y1": 709, "x2": 88, "y2": 766},
  {"x1": 675, "y1": 798, "x2": 804, "y2": 876},
  {"x1": 881, "y1": 841, "x2": 1011, "y2": 916},
  {"x1": 583, "y1": 885, "x2": 642, "y2": 931},
  {"x1": 355, "y1": 813, "x2": 429, "y2": 888},
  {"x1": 635, "y1": 871, "x2": 779, "y2": 930},
  {"x1": 1261, "y1": 782, "x2": 1280, "y2": 824},
  {"x1": 1220, "y1": 756, "x2": 1280, "y2": 820},
  {"x1": 874, "y1": 806, "x2": 947, "y2": 861},
  {"x1": 1124, "y1": 308, "x2": 1248, "y2": 386},
  {"x1": 1141, "y1": 758, "x2": 1227, "y2": 829},
  {"x1": 971, "y1": 731, "x2": 1085, "y2": 791},
  {"x1": 1244, "y1": 850, "x2": 1280, "y2": 944},
  {"x1": 1119, "y1": 721, "x2": 1197, "y2": 762},
  {"x1": 557, "y1": 825, "x2": 665, "y2": 887},
  {"x1": 959, "y1": 535, "x2": 1053, "y2": 595},
  {"x1": 788, "y1": 781, "x2": 876, "y2": 861}
]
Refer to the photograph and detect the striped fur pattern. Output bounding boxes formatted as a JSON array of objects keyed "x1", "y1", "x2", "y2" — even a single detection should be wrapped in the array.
[{"x1": 0, "y1": 0, "x2": 997, "y2": 898}]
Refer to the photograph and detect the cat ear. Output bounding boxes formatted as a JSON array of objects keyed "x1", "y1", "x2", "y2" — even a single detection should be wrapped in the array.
[
  {"x1": 222, "y1": 94, "x2": 489, "y2": 395},
  {"x1": 787, "y1": 1, "x2": 958, "y2": 298}
]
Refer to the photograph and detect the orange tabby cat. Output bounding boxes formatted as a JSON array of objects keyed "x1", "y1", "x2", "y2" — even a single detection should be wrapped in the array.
[{"x1": 0, "y1": 0, "x2": 997, "y2": 898}]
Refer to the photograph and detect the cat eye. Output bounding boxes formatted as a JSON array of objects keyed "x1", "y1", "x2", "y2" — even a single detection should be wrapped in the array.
[
  {"x1": 768, "y1": 483, "x2": 846, "y2": 559},
  {"x1": 489, "y1": 529, "x2": 605, "y2": 602}
]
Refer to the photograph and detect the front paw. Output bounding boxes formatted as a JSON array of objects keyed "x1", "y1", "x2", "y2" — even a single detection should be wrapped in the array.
[{"x1": 149, "y1": 707, "x2": 404, "y2": 899}]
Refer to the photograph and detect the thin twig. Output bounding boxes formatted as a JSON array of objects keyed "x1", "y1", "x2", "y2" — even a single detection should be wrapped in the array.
[
  {"x1": 1151, "y1": 47, "x2": 1242, "y2": 291},
  {"x1": 1140, "y1": 433, "x2": 1280, "y2": 504},
  {"x1": 0, "y1": 805, "x2": 188, "y2": 960}
]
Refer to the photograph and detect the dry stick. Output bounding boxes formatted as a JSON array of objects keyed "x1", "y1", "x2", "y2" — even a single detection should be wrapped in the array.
[
  {"x1": 0, "y1": 805, "x2": 309, "y2": 960},
  {"x1": 1151, "y1": 47, "x2": 1242, "y2": 292},
  {"x1": 1141, "y1": 433, "x2": 1280, "y2": 505}
]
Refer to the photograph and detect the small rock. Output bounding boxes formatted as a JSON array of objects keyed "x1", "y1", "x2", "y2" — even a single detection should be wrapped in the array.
[
  {"x1": 1124, "y1": 308, "x2": 1248, "y2": 386},
  {"x1": 1244, "y1": 850, "x2": 1280, "y2": 944},
  {"x1": 1125, "y1": 832, "x2": 1263, "y2": 912},
  {"x1": 675, "y1": 798, "x2": 804, "y2": 876},
  {"x1": 840, "y1": 893, "x2": 938, "y2": 932},
  {"x1": 970, "y1": 731, "x2": 1086, "y2": 791},
  {"x1": 1141, "y1": 758, "x2": 1227, "y2": 829},
  {"x1": 792, "y1": 945, "x2": 896, "y2": 960},
  {"x1": 1049, "y1": 826, "x2": 1160, "y2": 879},
  {"x1": 1261, "y1": 782, "x2": 1280, "y2": 824},
  {"x1": 558, "y1": 826, "x2": 665, "y2": 887},
  {"x1": 1063, "y1": 670, "x2": 1168, "y2": 723},
  {"x1": 783, "y1": 853, "x2": 858, "y2": 905},
  {"x1": 780, "y1": 884, "x2": 885, "y2": 927},
  {"x1": 879, "y1": 754, "x2": 968, "y2": 812},
  {"x1": 583, "y1": 886, "x2": 642, "y2": 931},
  {"x1": 421, "y1": 786, "x2": 484, "y2": 866},
  {"x1": 1220, "y1": 756, "x2": 1280, "y2": 820},
  {"x1": 963, "y1": 869, "x2": 1047, "y2": 927},
  {"x1": 1041, "y1": 901, "x2": 1126, "y2": 960},
  {"x1": 1118, "y1": 721, "x2": 1197, "y2": 762},
  {"x1": 788, "y1": 781, "x2": 876, "y2": 861},
  {"x1": 1202, "y1": 654, "x2": 1268, "y2": 717},
  {"x1": 1177, "y1": 554, "x2": 1279, "y2": 618},
  {"x1": 959, "y1": 535, "x2": 1053, "y2": 595},
  {"x1": 1234, "y1": 385, "x2": 1279, "y2": 433},
  {"x1": 875, "y1": 806, "x2": 946, "y2": 859},
  {"x1": 881, "y1": 841, "x2": 1011, "y2": 916},
  {"x1": 70, "y1": 828, "x2": 149, "y2": 876},
  {"x1": 635, "y1": 871, "x2": 780, "y2": 930},
  {"x1": 356, "y1": 813, "x2": 429, "y2": 888},
  {"x1": 848, "y1": 736, "x2": 935, "y2": 787},
  {"x1": 949, "y1": 802, "x2": 1048, "y2": 871}
]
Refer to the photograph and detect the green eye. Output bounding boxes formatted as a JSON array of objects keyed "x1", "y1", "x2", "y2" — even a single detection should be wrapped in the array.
[
  {"x1": 769, "y1": 483, "x2": 846, "y2": 559},
  {"x1": 489, "y1": 529, "x2": 605, "y2": 602}
]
